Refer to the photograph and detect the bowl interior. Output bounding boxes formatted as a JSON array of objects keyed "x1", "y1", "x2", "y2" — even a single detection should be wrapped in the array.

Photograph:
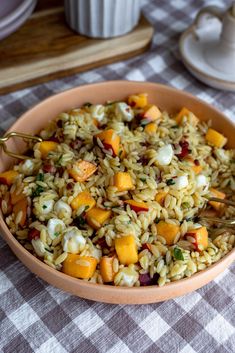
[{"x1": 0, "y1": 81, "x2": 234, "y2": 304}]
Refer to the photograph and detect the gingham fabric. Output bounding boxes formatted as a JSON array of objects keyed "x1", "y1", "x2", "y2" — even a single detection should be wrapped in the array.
[{"x1": 1, "y1": 1, "x2": 235, "y2": 352}]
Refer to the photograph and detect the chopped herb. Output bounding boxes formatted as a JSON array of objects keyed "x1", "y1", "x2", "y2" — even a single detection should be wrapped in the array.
[
  {"x1": 140, "y1": 119, "x2": 149, "y2": 126},
  {"x1": 83, "y1": 102, "x2": 92, "y2": 107},
  {"x1": 54, "y1": 232, "x2": 60, "y2": 237},
  {"x1": 172, "y1": 125, "x2": 179, "y2": 129},
  {"x1": 166, "y1": 178, "x2": 175, "y2": 186},
  {"x1": 32, "y1": 185, "x2": 44, "y2": 197},
  {"x1": 173, "y1": 247, "x2": 184, "y2": 261},
  {"x1": 182, "y1": 202, "x2": 190, "y2": 209},
  {"x1": 140, "y1": 177, "x2": 146, "y2": 182},
  {"x1": 45, "y1": 247, "x2": 53, "y2": 253},
  {"x1": 106, "y1": 101, "x2": 118, "y2": 106},
  {"x1": 84, "y1": 205, "x2": 90, "y2": 211},
  {"x1": 75, "y1": 215, "x2": 86, "y2": 227},
  {"x1": 55, "y1": 155, "x2": 63, "y2": 167},
  {"x1": 127, "y1": 220, "x2": 132, "y2": 224},
  {"x1": 185, "y1": 217, "x2": 192, "y2": 222},
  {"x1": 42, "y1": 205, "x2": 47, "y2": 209},
  {"x1": 118, "y1": 150, "x2": 123, "y2": 157},
  {"x1": 154, "y1": 218, "x2": 160, "y2": 224},
  {"x1": 36, "y1": 173, "x2": 44, "y2": 182}
]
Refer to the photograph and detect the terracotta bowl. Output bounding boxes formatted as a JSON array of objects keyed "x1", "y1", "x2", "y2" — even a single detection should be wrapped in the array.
[{"x1": 0, "y1": 81, "x2": 234, "y2": 304}]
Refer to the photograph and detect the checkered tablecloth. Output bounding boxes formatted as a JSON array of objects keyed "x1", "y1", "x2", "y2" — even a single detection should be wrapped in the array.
[{"x1": 1, "y1": 0, "x2": 235, "y2": 352}]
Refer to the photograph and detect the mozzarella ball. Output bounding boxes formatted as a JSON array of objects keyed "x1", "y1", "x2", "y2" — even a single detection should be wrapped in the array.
[{"x1": 156, "y1": 144, "x2": 173, "y2": 166}]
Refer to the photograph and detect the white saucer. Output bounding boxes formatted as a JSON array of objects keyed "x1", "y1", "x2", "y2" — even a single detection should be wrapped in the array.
[{"x1": 179, "y1": 26, "x2": 235, "y2": 91}]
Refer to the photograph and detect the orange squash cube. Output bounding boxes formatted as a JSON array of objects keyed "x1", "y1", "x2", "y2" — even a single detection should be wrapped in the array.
[
  {"x1": 71, "y1": 190, "x2": 96, "y2": 211},
  {"x1": 13, "y1": 197, "x2": 28, "y2": 227},
  {"x1": 185, "y1": 226, "x2": 208, "y2": 251},
  {"x1": 86, "y1": 207, "x2": 112, "y2": 230},
  {"x1": 124, "y1": 199, "x2": 149, "y2": 213},
  {"x1": 155, "y1": 191, "x2": 167, "y2": 206},
  {"x1": 62, "y1": 254, "x2": 97, "y2": 279},
  {"x1": 0, "y1": 170, "x2": 19, "y2": 186},
  {"x1": 113, "y1": 172, "x2": 134, "y2": 192},
  {"x1": 69, "y1": 160, "x2": 97, "y2": 182},
  {"x1": 175, "y1": 107, "x2": 199, "y2": 126},
  {"x1": 38, "y1": 141, "x2": 58, "y2": 159},
  {"x1": 156, "y1": 221, "x2": 180, "y2": 245},
  {"x1": 127, "y1": 93, "x2": 148, "y2": 108},
  {"x1": 142, "y1": 105, "x2": 161, "y2": 122},
  {"x1": 100, "y1": 256, "x2": 115, "y2": 282},
  {"x1": 209, "y1": 188, "x2": 226, "y2": 211},
  {"x1": 11, "y1": 188, "x2": 26, "y2": 205},
  {"x1": 95, "y1": 129, "x2": 120, "y2": 156},
  {"x1": 205, "y1": 128, "x2": 227, "y2": 148},
  {"x1": 115, "y1": 235, "x2": 138, "y2": 265},
  {"x1": 144, "y1": 122, "x2": 157, "y2": 134}
]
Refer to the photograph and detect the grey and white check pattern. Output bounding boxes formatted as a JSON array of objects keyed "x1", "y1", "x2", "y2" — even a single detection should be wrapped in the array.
[{"x1": 0, "y1": 1, "x2": 235, "y2": 352}]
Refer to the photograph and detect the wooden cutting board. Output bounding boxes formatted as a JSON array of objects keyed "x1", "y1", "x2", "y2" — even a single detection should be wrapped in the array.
[{"x1": 0, "y1": 1, "x2": 153, "y2": 94}]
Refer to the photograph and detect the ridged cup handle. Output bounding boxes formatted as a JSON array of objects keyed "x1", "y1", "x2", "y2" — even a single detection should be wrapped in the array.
[{"x1": 192, "y1": 5, "x2": 224, "y2": 42}]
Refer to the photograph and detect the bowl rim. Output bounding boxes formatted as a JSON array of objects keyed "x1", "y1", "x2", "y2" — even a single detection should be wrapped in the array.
[
  {"x1": 0, "y1": 80, "x2": 234, "y2": 303},
  {"x1": 0, "y1": 0, "x2": 36, "y2": 29}
]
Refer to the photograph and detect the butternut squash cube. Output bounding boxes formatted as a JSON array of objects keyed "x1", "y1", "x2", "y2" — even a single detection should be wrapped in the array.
[
  {"x1": 62, "y1": 254, "x2": 97, "y2": 279},
  {"x1": 113, "y1": 172, "x2": 134, "y2": 192},
  {"x1": 144, "y1": 122, "x2": 157, "y2": 134},
  {"x1": 142, "y1": 105, "x2": 161, "y2": 122},
  {"x1": 86, "y1": 207, "x2": 111, "y2": 230},
  {"x1": 0, "y1": 170, "x2": 19, "y2": 186},
  {"x1": 156, "y1": 221, "x2": 180, "y2": 245},
  {"x1": 69, "y1": 160, "x2": 97, "y2": 182},
  {"x1": 95, "y1": 129, "x2": 120, "y2": 156},
  {"x1": 155, "y1": 191, "x2": 167, "y2": 206},
  {"x1": 71, "y1": 190, "x2": 96, "y2": 211},
  {"x1": 13, "y1": 197, "x2": 28, "y2": 227},
  {"x1": 100, "y1": 256, "x2": 115, "y2": 282},
  {"x1": 205, "y1": 128, "x2": 227, "y2": 148},
  {"x1": 38, "y1": 141, "x2": 58, "y2": 159},
  {"x1": 209, "y1": 188, "x2": 226, "y2": 211},
  {"x1": 124, "y1": 199, "x2": 149, "y2": 213},
  {"x1": 11, "y1": 188, "x2": 25, "y2": 205},
  {"x1": 115, "y1": 235, "x2": 138, "y2": 265},
  {"x1": 127, "y1": 93, "x2": 148, "y2": 108},
  {"x1": 175, "y1": 107, "x2": 199, "y2": 126},
  {"x1": 185, "y1": 226, "x2": 208, "y2": 251}
]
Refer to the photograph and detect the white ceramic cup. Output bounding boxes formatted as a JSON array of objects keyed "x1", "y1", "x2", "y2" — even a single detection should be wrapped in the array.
[
  {"x1": 193, "y1": 3, "x2": 235, "y2": 74},
  {"x1": 64, "y1": 0, "x2": 141, "y2": 39}
]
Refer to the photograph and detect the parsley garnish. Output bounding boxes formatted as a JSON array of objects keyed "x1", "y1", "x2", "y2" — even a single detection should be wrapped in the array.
[
  {"x1": 36, "y1": 173, "x2": 44, "y2": 182},
  {"x1": 54, "y1": 232, "x2": 60, "y2": 237},
  {"x1": 171, "y1": 125, "x2": 179, "y2": 129},
  {"x1": 140, "y1": 178, "x2": 146, "y2": 182},
  {"x1": 32, "y1": 185, "x2": 44, "y2": 197},
  {"x1": 173, "y1": 247, "x2": 184, "y2": 261},
  {"x1": 56, "y1": 155, "x2": 63, "y2": 167},
  {"x1": 154, "y1": 218, "x2": 160, "y2": 224},
  {"x1": 42, "y1": 205, "x2": 47, "y2": 209},
  {"x1": 140, "y1": 119, "x2": 149, "y2": 126},
  {"x1": 75, "y1": 215, "x2": 86, "y2": 227},
  {"x1": 166, "y1": 179, "x2": 175, "y2": 186},
  {"x1": 84, "y1": 205, "x2": 90, "y2": 211},
  {"x1": 182, "y1": 202, "x2": 190, "y2": 209},
  {"x1": 83, "y1": 102, "x2": 92, "y2": 107}
]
